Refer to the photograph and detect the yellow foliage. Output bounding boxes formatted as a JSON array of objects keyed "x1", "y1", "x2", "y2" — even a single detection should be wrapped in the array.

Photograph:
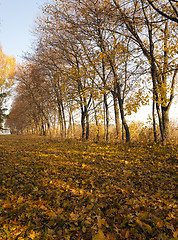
[
  {"x1": 28, "y1": 230, "x2": 37, "y2": 240},
  {"x1": 0, "y1": 46, "x2": 16, "y2": 91}
]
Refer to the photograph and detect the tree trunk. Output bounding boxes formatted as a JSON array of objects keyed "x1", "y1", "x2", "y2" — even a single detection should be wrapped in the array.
[
  {"x1": 93, "y1": 100, "x2": 100, "y2": 142},
  {"x1": 61, "y1": 101, "x2": 66, "y2": 138},
  {"x1": 68, "y1": 106, "x2": 73, "y2": 138},
  {"x1": 120, "y1": 112, "x2": 130, "y2": 143},
  {"x1": 58, "y1": 106, "x2": 64, "y2": 139},
  {"x1": 41, "y1": 123, "x2": 46, "y2": 136},
  {"x1": 113, "y1": 93, "x2": 121, "y2": 139},
  {"x1": 104, "y1": 93, "x2": 109, "y2": 141},
  {"x1": 81, "y1": 108, "x2": 85, "y2": 139},
  {"x1": 72, "y1": 114, "x2": 75, "y2": 138},
  {"x1": 116, "y1": 83, "x2": 130, "y2": 143},
  {"x1": 85, "y1": 106, "x2": 89, "y2": 140},
  {"x1": 152, "y1": 97, "x2": 157, "y2": 143},
  {"x1": 155, "y1": 102, "x2": 164, "y2": 142},
  {"x1": 162, "y1": 107, "x2": 169, "y2": 145},
  {"x1": 122, "y1": 123, "x2": 124, "y2": 142}
]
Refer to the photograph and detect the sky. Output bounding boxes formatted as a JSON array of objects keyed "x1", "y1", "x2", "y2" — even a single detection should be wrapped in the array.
[{"x1": 0, "y1": 0, "x2": 45, "y2": 63}]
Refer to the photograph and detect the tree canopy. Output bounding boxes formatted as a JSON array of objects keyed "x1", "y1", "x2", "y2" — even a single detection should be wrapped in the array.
[
  {"x1": 6, "y1": 0, "x2": 178, "y2": 144},
  {"x1": 0, "y1": 46, "x2": 16, "y2": 129}
]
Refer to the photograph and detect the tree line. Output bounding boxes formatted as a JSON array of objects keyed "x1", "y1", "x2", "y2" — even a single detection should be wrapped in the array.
[{"x1": 5, "y1": 0, "x2": 178, "y2": 144}]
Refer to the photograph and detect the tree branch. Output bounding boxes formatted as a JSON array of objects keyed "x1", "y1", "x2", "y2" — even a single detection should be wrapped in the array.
[{"x1": 146, "y1": 0, "x2": 178, "y2": 23}]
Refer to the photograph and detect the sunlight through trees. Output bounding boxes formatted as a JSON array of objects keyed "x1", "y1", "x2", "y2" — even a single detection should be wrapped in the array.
[{"x1": 5, "y1": 0, "x2": 178, "y2": 144}]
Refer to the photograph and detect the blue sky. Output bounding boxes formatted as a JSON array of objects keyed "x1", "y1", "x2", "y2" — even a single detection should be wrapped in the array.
[{"x1": 0, "y1": 0, "x2": 45, "y2": 63}]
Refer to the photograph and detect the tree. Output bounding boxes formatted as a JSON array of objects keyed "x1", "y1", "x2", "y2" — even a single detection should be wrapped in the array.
[
  {"x1": 0, "y1": 93, "x2": 7, "y2": 130},
  {"x1": 57, "y1": 0, "x2": 132, "y2": 142},
  {"x1": 10, "y1": 0, "x2": 176, "y2": 144},
  {"x1": 113, "y1": 0, "x2": 178, "y2": 144},
  {"x1": 33, "y1": 1, "x2": 97, "y2": 140},
  {"x1": 15, "y1": 63, "x2": 53, "y2": 135},
  {"x1": 0, "y1": 47, "x2": 16, "y2": 93},
  {"x1": 0, "y1": 46, "x2": 16, "y2": 129},
  {"x1": 15, "y1": 0, "x2": 149, "y2": 142},
  {"x1": 74, "y1": 0, "x2": 150, "y2": 142}
]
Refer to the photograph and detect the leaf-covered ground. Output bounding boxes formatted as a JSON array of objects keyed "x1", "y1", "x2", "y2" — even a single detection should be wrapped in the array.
[{"x1": 0, "y1": 135, "x2": 177, "y2": 240}]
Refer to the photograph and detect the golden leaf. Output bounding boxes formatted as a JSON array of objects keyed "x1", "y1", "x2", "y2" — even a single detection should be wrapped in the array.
[{"x1": 92, "y1": 229, "x2": 106, "y2": 240}]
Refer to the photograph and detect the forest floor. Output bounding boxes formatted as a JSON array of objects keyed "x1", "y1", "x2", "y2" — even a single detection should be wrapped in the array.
[{"x1": 0, "y1": 135, "x2": 177, "y2": 240}]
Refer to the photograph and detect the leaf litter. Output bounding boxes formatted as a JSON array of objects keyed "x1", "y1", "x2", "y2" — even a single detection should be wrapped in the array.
[{"x1": 0, "y1": 135, "x2": 177, "y2": 239}]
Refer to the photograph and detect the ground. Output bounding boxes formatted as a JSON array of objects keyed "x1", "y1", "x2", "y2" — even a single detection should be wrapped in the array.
[{"x1": 0, "y1": 135, "x2": 177, "y2": 239}]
